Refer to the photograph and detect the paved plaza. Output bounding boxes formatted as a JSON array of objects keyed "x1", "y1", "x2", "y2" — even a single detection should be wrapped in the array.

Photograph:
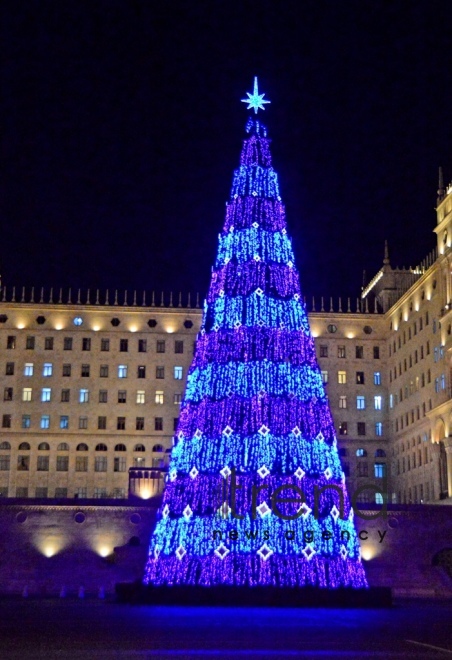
[{"x1": 0, "y1": 597, "x2": 451, "y2": 659}]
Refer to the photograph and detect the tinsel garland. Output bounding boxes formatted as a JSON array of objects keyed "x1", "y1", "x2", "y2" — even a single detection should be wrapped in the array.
[
  {"x1": 216, "y1": 227, "x2": 294, "y2": 266},
  {"x1": 223, "y1": 197, "x2": 287, "y2": 233},
  {"x1": 202, "y1": 295, "x2": 311, "y2": 333},
  {"x1": 176, "y1": 397, "x2": 336, "y2": 448},
  {"x1": 171, "y1": 430, "x2": 340, "y2": 474},
  {"x1": 208, "y1": 261, "x2": 301, "y2": 301},
  {"x1": 193, "y1": 328, "x2": 317, "y2": 368}
]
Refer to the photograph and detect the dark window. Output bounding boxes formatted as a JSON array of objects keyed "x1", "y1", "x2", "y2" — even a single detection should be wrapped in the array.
[
  {"x1": 55, "y1": 487, "x2": 68, "y2": 497},
  {"x1": 99, "y1": 390, "x2": 108, "y2": 403},
  {"x1": 5, "y1": 362, "x2": 14, "y2": 375},
  {"x1": 120, "y1": 339, "x2": 128, "y2": 352},
  {"x1": 44, "y1": 337, "x2": 54, "y2": 350},
  {"x1": 118, "y1": 390, "x2": 127, "y2": 403},
  {"x1": 101, "y1": 339, "x2": 110, "y2": 352},
  {"x1": 99, "y1": 365, "x2": 109, "y2": 378},
  {"x1": 136, "y1": 417, "x2": 145, "y2": 431},
  {"x1": 82, "y1": 338, "x2": 91, "y2": 351},
  {"x1": 137, "y1": 365, "x2": 146, "y2": 379},
  {"x1": 81, "y1": 364, "x2": 90, "y2": 377},
  {"x1": 98, "y1": 416, "x2": 107, "y2": 430},
  {"x1": 26, "y1": 336, "x2": 35, "y2": 350},
  {"x1": 173, "y1": 417, "x2": 179, "y2": 431},
  {"x1": 0, "y1": 314, "x2": 8, "y2": 323},
  {"x1": 117, "y1": 417, "x2": 126, "y2": 430},
  {"x1": 61, "y1": 389, "x2": 70, "y2": 402},
  {"x1": 184, "y1": 320, "x2": 193, "y2": 329},
  {"x1": 3, "y1": 387, "x2": 13, "y2": 401},
  {"x1": 338, "y1": 346, "x2": 346, "y2": 358},
  {"x1": 6, "y1": 336, "x2": 16, "y2": 349},
  {"x1": 156, "y1": 340, "x2": 165, "y2": 353},
  {"x1": 355, "y1": 346, "x2": 364, "y2": 359},
  {"x1": 111, "y1": 318, "x2": 120, "y2": 327},
  {"x1": 356, "y1": 371, "x2": 365, "y2": 384},
  {"x1": 2, "y1": 415, "x2": 11, "y2": 428},
  {"x1": 357, "y1": 422, "x2": 366, "y2": 436},
  {"x1": 156, "y1": 366, "x2": 165, "y2": 379},
  {"x1": 36, "y1": 316, "x2": 46, "y2": 325},
  {"x1": 175, "y1": 340, "x2": 184, "y2": 354},
  {"x1": 155, "y1": 417, "x2": 163, "y2": 431},
  {"x1": 147, "y1": 319, "x2": 157, "y2": 328},
  {"x1": 319, "y1": 345, "x2": 328, "y2": 357},
  {"x1": 339, "y1": 422, "x2": 348, "y2": 435},
  {"x1": 37, "y1": 456, "x2": 49, "y2": 471},
  {"x1": 63, "y1": 337, "x2": 73, "y2": 350},
  {"x1": 138, "y1": 339, "x2": 147, "y2": 353},
  {"x1": 17, "y1": 455, "x2": 29, "y2": 470}
]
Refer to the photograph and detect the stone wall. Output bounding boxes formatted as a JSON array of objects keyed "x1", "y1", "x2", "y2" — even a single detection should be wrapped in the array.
[{"x1": 0, "y1": 499, "x2": 451, "y2": 598}]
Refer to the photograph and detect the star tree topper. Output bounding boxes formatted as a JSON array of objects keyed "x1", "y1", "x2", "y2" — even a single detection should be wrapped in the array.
[{"x1": 241, "y1": 76, "x2": 271, "y2": 114}]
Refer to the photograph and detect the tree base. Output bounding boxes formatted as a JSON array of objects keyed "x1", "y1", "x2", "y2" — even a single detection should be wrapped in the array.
[{"x1": 116, "y1": 581, "x2": 392, "y2": 608}]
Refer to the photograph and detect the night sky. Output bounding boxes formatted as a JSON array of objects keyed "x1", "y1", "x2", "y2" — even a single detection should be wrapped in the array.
[{"x1": 1, "y1": 1, "x2": 452, "y2": 302}]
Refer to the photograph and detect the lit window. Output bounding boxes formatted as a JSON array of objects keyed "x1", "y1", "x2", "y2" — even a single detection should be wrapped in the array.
[
  {"x1": 60, "y1": 415, "x2": 69, "y2": 429},
  {"x1": 321, "y1": 370, "x2": 328, "y2": 384},
  {"x1": 356, "y1": 448, "x2": 367, "y2": 457},
  {"x1": 22, "y1": 388, "x2": 32, "y2": 402},
  {"x1": 174, "y1": 366, "x2": 183, "y2": 380},
  {"x1": 24, "y1": 363, "x2": 34, "y2": 377},
  {"x1": 374, "y1": 372, "x2": 381, "y2": 385},
  {"x1": 22, "y1": 415, "x2": 30, "y2": 429},
  {"x1": 374, "y1": 463, "x2": 386, "y2": 478},
  {"x1": 435, "y1": 377, "x2": 440, "y2": 393},
  {"x1": 118, "y1": 365, "x2": 128, "y2": 378},
  {"x1": 339, "y1": 395, "x2": 347, "y2": 409},
  {"x1": 338, "y1": 371, "x2": 346, "y2": 384},
  {"x1": 73, "y1": 317, "x2": 83, "y2": 326},
  {"x1": 43, "y1": 363, "x2": 53, "y2": 377},
  {"x1": 40, "y1": 415, "x2": 50, "y2": 429},
  {"x1": 375, "y1": 493, "x2": 384, "y2": 504},
  {"x1": 338, "y1": 346, "x2": 346, "y2": 358},
  {"x1": 79, "y1": 389, "x2": 89, "y2": 403},
  {"x1": 356, "y1": 396, "x2": 365, "y2": 410},
  {"x1": 375, "y1": 422, "x2": 383, "y2": 436},
  {"x1": 389, "y1": 394, "x2": 394, "y2": 408},
  {"x1": 374, "y1": 396, "x2": 382, "y2": 410},
  {"x1": 41, "y1": 388, "x2": 51, "y2": 403},
  {"x1": 155, "y1": 391, "x2": 164, "y2": 404},
  {"x1": 441, "y1": 374, "x2": 446, "y2": 390},
  {"x1": 136, "y1": 390, "x2": 145, "y2": 404}
]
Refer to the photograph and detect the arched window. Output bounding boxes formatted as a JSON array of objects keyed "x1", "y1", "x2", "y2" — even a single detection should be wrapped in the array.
[
  {"x1": 57, "y1": 443, "x2": 69, "y2": 451},
  {"x1": 134, "y1": 444, "x2": 145, "y2": 452},
  {"x1": 95, "y1": 443, "x2": 108, "y2": 452},
  {"x1": 375, "y1": 493, "x2": 384, "y2": 504},
  {"x1": 115, "y1": 443, "x2": 127, "y2": 452},
  {"x1": 18, "y1": 442, "x2": 31, "y2": 451},
  {"x1": 152, "y1": 444, "x2": 164, "y2": 453},
  {"x1": 375, "y1": 449, "x2": 386, "y2": 458},
  {"x1": 356, "y1": 448, "x2": 367, "y2": 457},
  {"x1": 0, "y1": 441, "x2": 11, "y2": 450},
  {"x1": 76, "y1": 443, "x2": 89, "y2": 451},
  {"x1": 38, "y1": 442, "x2": 50, "y2": 451}
]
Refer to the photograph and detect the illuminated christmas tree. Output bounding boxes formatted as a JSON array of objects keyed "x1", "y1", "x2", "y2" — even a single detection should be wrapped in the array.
[{"x1": 143, "y1": 78, "x2": 368, "y2": 589}]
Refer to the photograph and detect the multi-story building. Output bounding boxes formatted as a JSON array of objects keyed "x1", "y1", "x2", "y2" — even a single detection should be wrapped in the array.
[{"x1": 1, "y1": 179, "x2": 452, "y2": 504}]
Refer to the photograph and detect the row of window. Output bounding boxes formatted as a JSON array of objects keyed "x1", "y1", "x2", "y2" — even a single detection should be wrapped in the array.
[
  {"x1": 336, "y1": 395, "x2": 383, "y2": 410},
  {"x1": 342, "y1": 462, "x2": 387, "y2": 478},
  {"x1": 0, "y1": 486, "x2": 128, "y2": 498},
  {"x1": 397, "y1": 482, "x2": 432, "y2": 504},
  {"x1": 2, "y1": 455, "x2": 166, "y2": 472},
  {"x1": 338, "y1": 421, "x2": 383, "y2": 436},
  {"x1": 389, "y1": 311, "x2": 431, "y2": 354},
  {"x1": 5, "y1": 387, "x2": 183, "y2": 404},
  {"x1": 389, "y1": 342, "x2": 438, "y2": 383},
  {"x1": 5, "y1": 336, "x2": 186, "y2": 353},
  {"x1": 1, "y1": 414, "x2": 178, "y2": 431},
  {"x1": 3, "y1": 362, "x2": 184, "y2": 379},
  {"x1": 319, "y1": 345, "x2": 380, "y2": 359},
  {"x1": 322, "y1": 370, "x2": 380, "y2": 385},
  {"x1": 396, "y1": 447, "x2": 432, "y2": 474},
  {"x1": 0, "y1": 441, "x2": 165, "y2": 452},
  {"x1": 394, "y1": 400, "x2": 433, "y2": 432}
]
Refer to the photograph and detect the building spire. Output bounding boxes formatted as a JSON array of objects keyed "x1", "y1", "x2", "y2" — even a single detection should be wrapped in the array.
[
  {"x1": 383, "y1": 239, "x2": 390, "y2": 266},
  {"x1": 437, "y1": 166, "x2": 446, "y2": 205}
]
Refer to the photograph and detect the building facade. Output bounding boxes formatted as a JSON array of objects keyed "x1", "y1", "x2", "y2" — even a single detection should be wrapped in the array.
[{"x1": 1, "y1": 185, "x2": 452, "y2": 504}]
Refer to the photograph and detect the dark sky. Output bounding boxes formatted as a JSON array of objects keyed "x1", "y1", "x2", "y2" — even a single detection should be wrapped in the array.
[{"x1": 1, "y1": 1, "x2": 452, "y2": 302}]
